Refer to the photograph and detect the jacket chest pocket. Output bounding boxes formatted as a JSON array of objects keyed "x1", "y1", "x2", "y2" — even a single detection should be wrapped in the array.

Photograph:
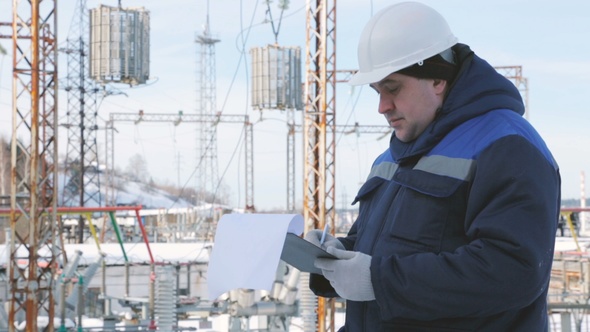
[{"x1": 380, "y1": 169, "x2": 468, "y2": 254}]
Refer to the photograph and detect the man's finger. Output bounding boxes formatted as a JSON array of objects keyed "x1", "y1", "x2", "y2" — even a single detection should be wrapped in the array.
[
  {"x1": 315, "y1": 257, "x2": 337, "y2": 272},
  {"x1": 326, "y1": 246, "x2": 357, "y2": 259}
]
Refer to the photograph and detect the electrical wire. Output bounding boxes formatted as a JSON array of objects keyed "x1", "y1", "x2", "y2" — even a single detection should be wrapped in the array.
[
  {"x1": 164, "y1": 123, "x2": 219, "y2": 210},
  {"x1": 218, "y1": 0, "x2": 259, "y2": 116},
  {"x1": 335, "y1": 85, "x2": 364, "y2": 147},
  {"x1": 212, "y1": 125, "x2": 246, "y2": 210},
  {"x1": 92, "y1": 0, "x2": 304, "y2": 213},
  {"x1": 265, "y1": 0, "x2": 287, "y2": 43},
  {"x1": 173, "y1": 0, "x2": 260, "y2": 212},
  {"x1": 66, "y1": 0, "x2": 302, "y2": 214}
]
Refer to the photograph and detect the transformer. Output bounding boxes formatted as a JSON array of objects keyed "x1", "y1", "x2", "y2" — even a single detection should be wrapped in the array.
[
  {"x1": 251, "y1": 45, "x2": 302, "y2": 110},
  {"x1": 89, "y1": 5, "x2": 150, "y2": 85}
]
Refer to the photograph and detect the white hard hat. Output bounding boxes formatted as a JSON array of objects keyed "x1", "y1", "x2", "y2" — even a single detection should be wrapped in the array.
[{"x1": 348, "y1": 2, "x2": 458, "y2": 86}]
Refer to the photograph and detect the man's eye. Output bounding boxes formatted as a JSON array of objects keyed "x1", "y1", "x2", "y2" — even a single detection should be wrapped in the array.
[{"x1": 385, "y1": 87, "x2": 398, "y2": 94}]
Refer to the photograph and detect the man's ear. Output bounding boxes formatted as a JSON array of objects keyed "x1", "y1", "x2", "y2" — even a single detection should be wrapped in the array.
[{"x1": 432, "y1": 79, "x2": 448, "y2": 95}]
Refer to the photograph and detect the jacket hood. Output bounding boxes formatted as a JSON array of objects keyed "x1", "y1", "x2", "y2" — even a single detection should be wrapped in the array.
[{"x1": 390, "y1": 43, "x2": 525, "y2": 163}]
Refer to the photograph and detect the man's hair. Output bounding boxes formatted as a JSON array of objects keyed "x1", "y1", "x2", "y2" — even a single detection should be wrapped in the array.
[{"x1": 397, "y1": 48, "x2": 458, "y2": 82}]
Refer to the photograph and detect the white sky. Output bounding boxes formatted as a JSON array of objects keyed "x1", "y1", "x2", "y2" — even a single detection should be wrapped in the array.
[{"x1": 0, "y1": 0, "x2": 589, "y2": 211}]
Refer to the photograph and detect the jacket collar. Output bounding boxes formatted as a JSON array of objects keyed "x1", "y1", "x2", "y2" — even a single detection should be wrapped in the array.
[{"x1": 389, "y1": 43, "x2": 525, "y2": 164}]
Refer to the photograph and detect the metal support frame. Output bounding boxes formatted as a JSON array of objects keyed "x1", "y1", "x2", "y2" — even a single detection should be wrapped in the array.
[
  {"x1": 286, "y1": 109, "x2": 296, "y2": 212},
  {"x1": 303, "y1": 0, "x2": 337, "y2": 331},
  {"x1": 103, "y1": 120, "x2": 116, "y2": 207},
  {"x1": 195, "y1": 9, "x2": 220, "y2": 206},
  {"x1": 9, "y1": 0, "x2": 59, "y2": 330},
  {"x1": 244, "y1": 119, "x2": 255, "y2": 212},
  {"x1": 105, "y1": 112, "x2": 254, "y2": 212},
  {"x1": 60, "y1": 0, "x2": 103, "y2": 244}
]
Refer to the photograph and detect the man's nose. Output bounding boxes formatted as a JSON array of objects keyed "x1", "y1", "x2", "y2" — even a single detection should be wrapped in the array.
[{"x1": 378, "y1": 95, "x2": 394, "y2": 114}]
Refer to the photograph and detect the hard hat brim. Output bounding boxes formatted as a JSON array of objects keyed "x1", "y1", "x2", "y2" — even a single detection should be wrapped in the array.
[
  {"x1": 348, "y1": 36, "x2": 459, "y2": 86},
  {"x1": 348, "y1": 65, "x2": 408, "y2": 86}
]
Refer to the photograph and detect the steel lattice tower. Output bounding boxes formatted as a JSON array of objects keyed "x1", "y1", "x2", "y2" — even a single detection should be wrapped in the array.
[
  {"x1": 61, "y1": 0, "x2": 102, "y2": 237},
  {"x1": 303, "y1": 0, "x2": 337, "y2": 331},
  {"x1": 9, "y1": 0, "x2": 59, "y2": 329},
  {"x1": 195, "y1": 10, "x2": 220, "y2": 204}
]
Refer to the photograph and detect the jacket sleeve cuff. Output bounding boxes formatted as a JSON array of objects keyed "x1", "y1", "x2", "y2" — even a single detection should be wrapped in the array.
[{"x1": 309, "y1": 272, "x2": 339, "y2": 298}]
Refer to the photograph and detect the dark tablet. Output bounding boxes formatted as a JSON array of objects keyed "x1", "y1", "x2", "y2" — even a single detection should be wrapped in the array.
[{"x1": 280, "y1": 232, "x2": 337, "y2": 274}]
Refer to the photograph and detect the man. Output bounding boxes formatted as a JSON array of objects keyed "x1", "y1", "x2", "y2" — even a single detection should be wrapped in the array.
[{"x1": 305, "y1": 2, "x2": 560, "y2": 331}]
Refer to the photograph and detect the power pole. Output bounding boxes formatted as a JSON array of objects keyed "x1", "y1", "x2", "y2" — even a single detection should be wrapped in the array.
[
  {"x1": 60, "y1": 0, "x2": 103, "y2": 243},
  {"x1": 303, "y1": 0, "x2": 337, "y2": 331},
  {"x1": 9, "y1": 0, "x2": 59, "y2": 330},
  {"x1": 195, "y1": 1, "x2": 220, "y2": 205}
]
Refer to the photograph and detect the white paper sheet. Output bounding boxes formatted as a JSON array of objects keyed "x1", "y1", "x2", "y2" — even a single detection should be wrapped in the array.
[{"x1": 206, "y1": 213, "x2": 304, "y2": 301}]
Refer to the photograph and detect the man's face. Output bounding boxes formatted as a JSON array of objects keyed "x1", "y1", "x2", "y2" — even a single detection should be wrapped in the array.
[{"x1": 370, "y1": 73, "x2": 446, "y2": 142}]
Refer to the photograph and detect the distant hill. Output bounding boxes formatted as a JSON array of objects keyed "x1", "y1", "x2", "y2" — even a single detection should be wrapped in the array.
[{"x1": 58, "y1": 172, "x2": 196, "y2": 210}]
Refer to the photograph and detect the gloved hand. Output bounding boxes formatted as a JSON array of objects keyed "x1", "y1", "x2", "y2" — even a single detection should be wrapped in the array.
[
  {"x1": 315, "y1": 247, "x2": 375, "y2": 301},
  {"x1": 304, "y1": 229, "x2": 344, "y2": 250}
]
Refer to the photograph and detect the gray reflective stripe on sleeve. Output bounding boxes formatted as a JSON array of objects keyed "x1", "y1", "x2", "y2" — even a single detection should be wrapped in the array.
[
  {"x1": 414, "y1": 155, "x2": 476, "y2": 181},
  {"x1": 367, "y1": 161, "x2": 399, "y2": 181}
]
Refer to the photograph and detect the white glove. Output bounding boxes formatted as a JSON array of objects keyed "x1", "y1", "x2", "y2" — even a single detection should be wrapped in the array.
[
  {"x1": 315, "y1": 247, "x2": 375, "y2": 301},
  {"x1": 304, "y1": 229, "x2": 344, "y2": 250}
]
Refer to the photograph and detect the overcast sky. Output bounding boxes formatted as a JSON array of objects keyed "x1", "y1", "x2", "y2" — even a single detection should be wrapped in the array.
[{"x1": 0, "y1": 0, "x2": 589, "y2": 211}]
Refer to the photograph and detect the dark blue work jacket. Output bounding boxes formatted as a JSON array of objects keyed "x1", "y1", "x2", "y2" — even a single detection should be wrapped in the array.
[{"x1": 310, "y1": 44, "x2": 561, "y2": 331}]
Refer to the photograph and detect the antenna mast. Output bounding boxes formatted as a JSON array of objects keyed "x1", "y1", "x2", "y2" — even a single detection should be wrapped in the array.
[{"x1": 195, "y1": 0, "x2": 221, "y2": 206}]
